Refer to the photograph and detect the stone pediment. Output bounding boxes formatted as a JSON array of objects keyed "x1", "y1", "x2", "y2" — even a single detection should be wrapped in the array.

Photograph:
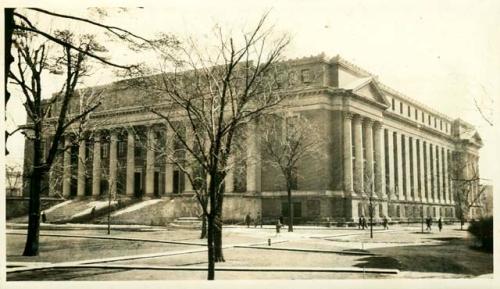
[{"x1": 344, "y1": 77, "x2": 389, "y2": 107}]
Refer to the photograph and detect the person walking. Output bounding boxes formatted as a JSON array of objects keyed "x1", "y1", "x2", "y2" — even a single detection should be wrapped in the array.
[
  {"x1": 358, "y1": 216, "x2": 363, "y2": 230},
  {"x1": 41, "y1": 211, "x2": 47, "y2": 223},
  {"x1": 362, "y1": 216, "x2": 367, "y2": 230},
  {"x1": 425, "y1": 217, "x2": 431, "y2": 231},
  {"x1": 276, "y1": 217, "x2": 282, "y2": 235},
  {"x1": 245, "y1": 213, "x2": 251, "y2": 228},
  {"x1": 382, "y1": 216, "x2": 389, "y2": 230},
  {"x1": 438, "y1": 217, "x2": 443, "y2": 232}
]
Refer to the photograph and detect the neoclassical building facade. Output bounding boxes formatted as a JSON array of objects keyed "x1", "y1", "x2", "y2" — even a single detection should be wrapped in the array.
[{"x1": 23, "y1": 54, "x2": 483, "y2": 222}]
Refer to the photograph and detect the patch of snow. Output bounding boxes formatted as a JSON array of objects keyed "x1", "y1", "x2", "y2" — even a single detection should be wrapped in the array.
[
  {"x1": 44, "y1": 200, "x2": 73, "y2": 214},
  {"x1": 111, "y1": 199, "x2": 163, "y2": 217},
  {"x1": 71, "y1": 201, "x2": 117, "y2": 219}
]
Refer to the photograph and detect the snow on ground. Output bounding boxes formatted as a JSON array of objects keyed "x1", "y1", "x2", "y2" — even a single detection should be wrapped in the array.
[
  {"x1": 111, "y1": 199, "x2": 163, "y2": 217},
  {"x1": 44, "y1": 200, "x2": 73, "y2": 214},
  {"x1": 71, "y1": 201, "x2": 117, "y2": 219}
]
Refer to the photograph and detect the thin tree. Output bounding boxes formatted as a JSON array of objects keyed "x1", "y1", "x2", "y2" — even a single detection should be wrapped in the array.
[
  {"x1": 260, "y1": 113, "x2": 325, "y2": 232},
  {"x1": 451, "y1": 152, "x2": 486, "y2": 230},
  {"x1": 128, "y1": 13, "x2": 290, "y2": 279}
]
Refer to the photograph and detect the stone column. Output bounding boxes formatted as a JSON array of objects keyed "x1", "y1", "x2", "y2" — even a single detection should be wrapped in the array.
[
  {"x1": 353, "y1": 115, "x2": 364, "y2": 194},
  {"x1": 436, "y1": 145, "x2": 442, "y2": 203},
  {"x1": 145, "y1": 127, "x2": 156, "y2": 196},
  {"x1": 62, "y1": 136, "x2": 71, "y2": 197},
  {"x1": 363, "y1": 119, "x2": 374, "y2": 194},
  {"x1": 126, "y1": 130, "x2": 135, "y2": 196},
  {"x1": 373, "y1": 122, "x2": 385, "y2": 199},
  {"x1": 109, "y1": 130, "x2": 118, "y2": 197},
  {"x1": 419, "y1": 139, "x2": 426, "y2": 203},
  {"x1": 77, "y1": 139, "x2": 86, "y2": 197},
  {"x1": 343, "y1": 112, "x2": 354, "y2": 195},
  {"x1": 396, "y1": 133, "x2": 404, "y2": 200},
  {"x1": 442, "y1": 147, "x2": 448, "y2": 204},
  {"x1": 412, "y1": 137, "x2": 419, "y2": 202},
  {"x1": 92, "y1": 131, "x2": 101, "y2": 196},
  {"x1": 246, "y1": 121, "x2": 261, "y2": 193},
  {"x1": 225, "y1": 154, "x2": 235, "y2": 193},
  {"x1": 184, "y1": 125, "x2": 194, "y2": 193},
  {"x1": 404, "y1": 135, "x2": 411, "y2": 201},
  {"x1": 164, "y1": 126, "x2": 174, "y2": 194},
  {"x1": 386, "y1": 129, "x2": 396, "y2": 200},
  {"x1": 425, "y1": 142, "x2": 432, "y2": 203},
  {"x1": 447, "y1": 149, "x2": 453, "y2": 204}
]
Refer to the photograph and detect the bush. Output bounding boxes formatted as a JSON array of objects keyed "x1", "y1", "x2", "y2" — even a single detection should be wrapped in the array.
[{"x1": 468, "y1": 216, "x2": 493, "y2": 252}]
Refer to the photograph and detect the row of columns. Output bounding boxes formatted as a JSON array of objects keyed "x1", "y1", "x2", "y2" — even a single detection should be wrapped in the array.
[
  {"x1": 343, "y1": 112, "x2": 454, "y2": 205},
  {"x1": 59, "y1": 122, "x2": 261, "y2": 198},
  {"x1": 344, "y1": 113, "x2": 385, "y2": 198}
]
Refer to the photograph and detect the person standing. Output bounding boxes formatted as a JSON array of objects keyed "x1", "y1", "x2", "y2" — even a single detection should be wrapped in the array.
[
  {"x1": 358, "y1": 216, "x2": 363, "y2": 230},
  {"x1": 276, "y1": 217, "x2": 282, "y2": 234},
  {"x1": 438, "y1": 217, "x2": 443, "y2": 232},
  {"x1": 425, "y1": 217, "x2": 431, "y2": 231},
  {"x1": 245, "y1": 213, "x2": 251, "y2": 228}
]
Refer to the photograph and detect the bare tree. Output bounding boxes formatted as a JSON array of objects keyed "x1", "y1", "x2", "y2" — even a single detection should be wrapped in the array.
[
  {"x1": 451, "y1": 152, "x2": 485, "y2": 230},
  {"x1": 260, "y1": 113, "x2": 325, "y2": 232},
  {"x1": 9, "y1": 28, "x2": 112, "y2": 256},
  {"x1": 126, "y1": 13, "x2": 289, "y2": 280}
]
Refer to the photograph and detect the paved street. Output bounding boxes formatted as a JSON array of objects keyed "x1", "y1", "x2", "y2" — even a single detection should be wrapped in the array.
[{"x1": 5, "y1": 223, "x2": 493, "y2": 280}]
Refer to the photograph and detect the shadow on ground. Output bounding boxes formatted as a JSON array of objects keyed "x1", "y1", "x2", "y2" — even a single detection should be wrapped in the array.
[{"x1": 354, "y1": 237, "x2": 493, "y2": 276}]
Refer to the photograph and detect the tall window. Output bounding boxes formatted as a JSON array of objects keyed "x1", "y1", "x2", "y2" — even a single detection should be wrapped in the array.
[
  {"x1": 430, "y1": 144, "x2": 434, "y2": 199},
  {"x1": 391, "y1": 98, "x2": 395, "y2": 110},
  {"x1": 400, "y1": 102, "x2": 403, "y2": 114},
  {"x1": 407, "y1": 105, "x2": 411, "y2": 117},
  {"x1": 414, "y1": 108, "x2": 418, "y2": 120},
  {"x1": 416, "y1": 139, "x2": 421, "y2": 196},
  {"x1": 436, "y1": 146, "x2": 440, "y2": 199},
  {"x1": 384, "y1": 129, "x2": 390, "y2": 193}
]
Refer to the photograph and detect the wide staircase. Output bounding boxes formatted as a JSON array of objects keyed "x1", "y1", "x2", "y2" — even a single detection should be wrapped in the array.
[{"x1": 170, "y1": 217, "x2": 202, "y2": 229}]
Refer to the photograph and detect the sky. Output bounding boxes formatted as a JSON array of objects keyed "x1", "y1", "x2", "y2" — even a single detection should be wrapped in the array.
[{"x1": 4, "y1": 0, "x2": 499, "y2": 188}]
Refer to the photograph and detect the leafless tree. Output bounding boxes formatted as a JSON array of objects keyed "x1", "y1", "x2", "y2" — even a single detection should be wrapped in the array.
[
  {"x1": 451, "y1": 152, "x2": 485, "y2": 230},
  {"x1": 126, "y1": 13, "x2": 290, "y2": 280},
  {"x1": 260, "y1": 113, "x2": 325, "y2": 232}
]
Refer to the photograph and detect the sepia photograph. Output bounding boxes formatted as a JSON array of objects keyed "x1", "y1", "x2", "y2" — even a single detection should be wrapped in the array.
[{"x1": 1, "y1": 0, "x2": 498, "y2": 288}]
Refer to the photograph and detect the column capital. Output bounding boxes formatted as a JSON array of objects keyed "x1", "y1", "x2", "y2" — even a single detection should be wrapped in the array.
[
  {"x1": 373, "y1": 121, "x2": 383, "y2": 130},
  {"x1": 344, "y1": 112, "x2": 355, "y2": 120},
  {"x1": 363, "y1": 118, "x2": 374, "y2": 127}
]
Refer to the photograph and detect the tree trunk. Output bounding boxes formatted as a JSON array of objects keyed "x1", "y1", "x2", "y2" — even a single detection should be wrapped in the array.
[
  {"x1": 4, "y1": 8, "x2": 15, "y2": 155},
  {"x1": 206, "y1": 214, "x2": 215, "y2": 280},
  {"x1": 200, "y1": 213, "x2": 207, "y2": 239},
  {"x1": 287, "y1": 186, "x2": 293, "y2": 232},
  {"x1": 23, "y1": 138, "x2": 44, "y2": 256},
  {"x1": 214, "y1": 196, "x2": 225, "y2": 262}
]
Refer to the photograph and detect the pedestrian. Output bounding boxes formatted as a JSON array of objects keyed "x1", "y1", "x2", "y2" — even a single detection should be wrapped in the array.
[
  {"x1": 425, "y1": 217, "x2": 431, "y2": 231},
  {"x1": 362, "y1": 216, "x2": 367, "y2": 230},
  {"x1": 245, "y1": 213, "x2": 251, "y2": 228},
  {"x1": 438, "y1": 217, "x2": 443, "y2": 232},
  {"x1": 41, "y1": 211, "x2": 47, "y2": 223},
  {"x1": 428, "y1": 216, "x2": 433, "y2": 231},
  {"x1": 276, "y1": 217, "x2": 282, "y2": 234},
  {"x1": 383, "y1": 216, "x2": 389, "y2": 230},
  {"x1": 90, "y1": 206, "x2": 96, "y2": 219},
  {"x1": 358, "y1": 216, "x2": 363, "y2": 230}
]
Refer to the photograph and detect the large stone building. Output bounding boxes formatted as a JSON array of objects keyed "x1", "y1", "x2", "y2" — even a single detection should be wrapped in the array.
[{"x1": 23, "y1": 54, "x2": 484, "y2": 223}]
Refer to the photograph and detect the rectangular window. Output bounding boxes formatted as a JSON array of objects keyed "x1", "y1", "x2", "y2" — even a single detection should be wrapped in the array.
[
  {"x1": 421, "y1": 112, "x2": 424, "y2": 123},
  {"x1": 102, "y1": 143, "x2": 109, "y2": 159},
  {"x1": 384, "y1": 129, "x2": 390, "y2": 193},
  {"x1": 391, "y1": 98, "x2": 395, "y2": 110},
  {"x1": 440, "y1": 120, "x2": 443, "y2": 130},
  {"x1": 300, "y1": 69, "x2": 312, "y2": 83},
  {"x1": 118, "y1": 141, "x2": 126, "y2": 157},
  {"x1": 400, "y1": 102, "x2": 403, "y2": 114},
  {"x1": 428, "y1": 115, "x2": 431, "y2": 125},
  {"x1": 415, "y1": 108, "x2": 418, "y2": 120},
  {"x1": 434, "y1": 117, "x2": 437, "y2": 128},
  {"x1": 407, "y1": 105, "x2": 411, "y2": 117}
]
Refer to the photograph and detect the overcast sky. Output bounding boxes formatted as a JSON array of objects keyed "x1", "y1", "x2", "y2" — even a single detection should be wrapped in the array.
[{"x1": 4, "y1": 0, "x2": 499, "y2": 188}]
